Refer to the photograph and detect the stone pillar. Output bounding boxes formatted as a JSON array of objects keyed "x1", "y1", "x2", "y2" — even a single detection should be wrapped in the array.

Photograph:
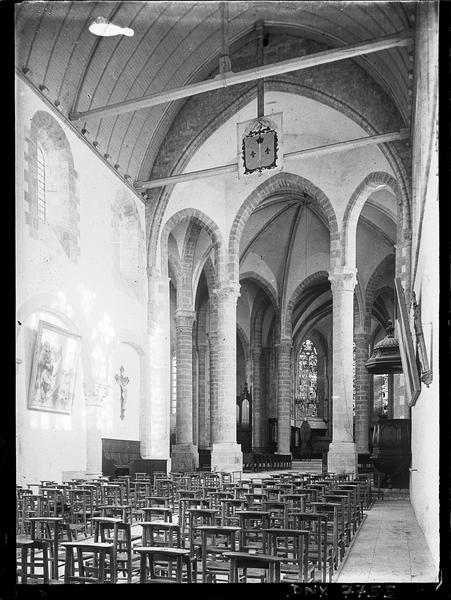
[
  {"x1": 145, "y1": 271, "x2": 171, "y2": 464},
  {"x1": 171, "y1": 309, "x2": 198, "y2": 472},
  {"x1": 85, "y1": 383, "x2": 108, "y2": 479},
  {"x1": 197, "y1": 343, "x2": 209, "y2": 448},
  {"x1": 207, "y1": 295, "x2": 218, "y2": 449},
  {"x1": 192, "y1": 341, "x2": 198, "y2": 448},
  {"x1": 328, "y1": 267, "x2": 358, "y2": 475},
  {"x1": 276, "y1": 338, "x2": 292, "y2": 455},
  {"x1": 354, "y1": 331, "x2": 371, "y2": 454},
  {"x1": 210, "y1": 282, "x2": 243, "y2": 472},
  {"x1": 251, "y1": 347, "x2": 264, "y2": 453},
  {"x1": 260, "y1": 347, "x2": 269, "y2": 450}
]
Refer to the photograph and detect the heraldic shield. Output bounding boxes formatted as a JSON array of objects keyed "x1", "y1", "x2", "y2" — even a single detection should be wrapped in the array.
[{"x1": 241, "y1": 116, "x2": 279, "y2": 175}]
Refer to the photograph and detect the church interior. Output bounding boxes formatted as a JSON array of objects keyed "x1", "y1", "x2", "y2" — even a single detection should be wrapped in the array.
[{"x1": 14, "y1": 1, "x2": 441, "y2": 587}]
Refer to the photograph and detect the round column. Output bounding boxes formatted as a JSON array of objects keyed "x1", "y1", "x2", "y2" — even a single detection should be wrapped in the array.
[
  {"x1": 210, "y1": 282, "x2": 243, "y2": 473},
  {"x1": 354, "y1": 331, "x2": 371, "y2": 453},
  {"x1": 276, "y1": 338, "x2": 292, "y2": 455},
  {"x1": 171, "y1": 309, "x2": 198, "y2": 472},
  {"x1": 251, "y1": 347, "x2": 264, "y2": 453},
  {"x1": 328, "y1": 267, "x2": 358, "y2": 475},
  {"x1": 197, "y1": 342, "x2": 209, "y2": 448}
]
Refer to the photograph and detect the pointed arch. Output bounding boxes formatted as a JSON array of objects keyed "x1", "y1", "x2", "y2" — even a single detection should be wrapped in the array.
[
  {"x1": 159, "y1": 208, "x2": 226, "y2": 284},
  {"x1": 342, "y1": 172, "x2": 406, "y2": 267},
  {"x1": 229, "y1": 173, "x2": 338, "y2": 283}
]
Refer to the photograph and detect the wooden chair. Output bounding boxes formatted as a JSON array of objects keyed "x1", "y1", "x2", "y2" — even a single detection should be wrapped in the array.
[
  {"x1": 196, "y1": 525, "x2": 240, "y2": 583},
  {"x1": 140, "y1": 521, "x2": 181, "y2": 548},
  {"x1": 264, "y1": 528, "x2": 313, "y2": 583},
  {"x1": 67, "y1": 488, "x2": 97, "y2": 538},
  {"x1": 28, "y1": 516, "x2": 72, "y2": 581},
  {"x1": 310, "y1": 502, "x2": 344, "y2": 570},
  {"x1": 93, "y1": 516, "x2": 138, "y2": 583},
  {"x1": 16, "y1": 538, "x2": 51, "y2": 584},
  {"x1": 179, "y1": 497, "x2": 210, "y2": 542},
  {"x1": 134, "y1": 547, "x2": 193, "y2": 583},
  {"x1": 235, "y1": 510, "x2": 270, "y2": 552},
  {"x1": 288, "y1": 511, "x2": 332, "y2": 583},
  {"x1": 220, "y1": 498, "x2": 248, "y2": 527},
  {"x1": 222, "y1": 551, "x2": 282, "y2": 583},
  {"x1": 262, "y1": 500, "x2": 288, "y2": 528},
  {"x1": 61, "y1": 541, "x2": 115, "y2": 583},
  {"x1": 283, "y1": 493, "x2": 308, "y2": 512},
  {"x1": 141, "y1": 506, "x2": 172, "y2": 522}
]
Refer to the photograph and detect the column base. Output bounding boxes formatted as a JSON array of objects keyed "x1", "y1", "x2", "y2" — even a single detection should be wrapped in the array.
[
  {"x1": 211, "y1": 442, "x2": 243, "y2": 473},
  {"x1": 327, "y1": 441, "x2": 357, "y2": 476},
  {"x1": 170, "y1": 444, "x2": 199, "y2": 473}
]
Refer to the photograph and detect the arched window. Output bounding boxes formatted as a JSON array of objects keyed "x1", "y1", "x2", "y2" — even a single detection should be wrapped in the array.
[
  {"x1": 36, "y1": 144, "x2": 46, "y2": 222},
  {"x1": 171, "y1": 353, "x2": 177, "y2": 415},
  {"x1": 28, "y1": 111, "x2": 79, "y2": 262},
  {"x1": 241, "y1": 398, "x2": 250, "y2": 426},
  {"x1": 296, "y1": 339, "x2": 318, "y2": 419}
]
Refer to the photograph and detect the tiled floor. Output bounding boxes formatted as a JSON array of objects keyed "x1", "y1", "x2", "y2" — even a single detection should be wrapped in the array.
[{"x1": 334, "y1": 499, "x2": 438, "y2": 583}]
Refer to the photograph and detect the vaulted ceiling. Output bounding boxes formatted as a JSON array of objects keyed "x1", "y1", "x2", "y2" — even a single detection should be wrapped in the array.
[{"x1": 15, "y1": 1, "x2": 416, "y2": 185}]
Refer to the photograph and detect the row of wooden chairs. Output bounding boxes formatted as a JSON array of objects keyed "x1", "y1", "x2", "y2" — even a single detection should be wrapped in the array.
[{"x1": 17, "y1": 470, "x2": 373, "y2": 583}]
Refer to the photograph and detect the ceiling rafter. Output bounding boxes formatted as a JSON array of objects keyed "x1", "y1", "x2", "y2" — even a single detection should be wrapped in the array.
[{"x1": 69, "y1": 30, "x2": 413, "y2": 121}]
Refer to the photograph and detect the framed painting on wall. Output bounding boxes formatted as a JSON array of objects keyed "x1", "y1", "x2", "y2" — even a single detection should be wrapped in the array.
[{"x1": 28, "y1": 320, "x2": 81, "y2": 414}]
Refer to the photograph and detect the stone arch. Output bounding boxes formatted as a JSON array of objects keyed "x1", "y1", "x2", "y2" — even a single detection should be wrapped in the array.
[
  {"x1": 146, "y1": 62, "x2": 411, "y2": 272},
  {"x1": 240, "y1": 271, "x2": 279, "y2": 313},
  {"x1": 112, "y1": 190, "x2": 145, "y2": 301},
  {"x1": 178, "y1": 220, "x2": 203, "y2": 310},
  {"x1": 285, "y1": 270, "x2": 330, "y2": 338},
  {"x1": 354, "y1": 279, "x2": 365, "y2": 334},
  {"x1": 342, "y1": 172, "x2": 406, "y2": 267},
  {"x1": 364, "y1": 254, "x2": 396, "y2": 333},
  {"x1": 26, "y1": 110, "x2": 80, "y2": 261},
  {"x1": 158, "y1": 209, "x2": 226, "y2": 284},
  {"x1": 237, "y1": 324, "x2": 250, "y2": 363},
  {"x1": 229, "y1": 173, "x2": 338, "y2": 283},
  {"x1": 202, "y1": 255, "x2": 217, "y2": 297}
]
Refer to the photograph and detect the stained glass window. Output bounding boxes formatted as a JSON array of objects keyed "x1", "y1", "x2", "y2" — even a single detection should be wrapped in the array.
[{"x1": 296, "y1": 339, "x2": 318, "y2": 419}]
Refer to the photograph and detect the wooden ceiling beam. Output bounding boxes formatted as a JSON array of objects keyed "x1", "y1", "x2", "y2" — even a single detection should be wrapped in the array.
[
  {"x1": 134, "y1": 128, "x2": 409, "y2": 191},
  {"x1": 69, "y1": 30, "x2": 413, "y2": 122}
]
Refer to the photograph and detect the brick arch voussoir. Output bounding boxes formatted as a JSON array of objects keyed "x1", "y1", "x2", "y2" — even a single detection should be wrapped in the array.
[
  {"x1": 285, "y1": 270, "x2": 330, "y2": 339},
  {"x1": 229, "y1": 173, "x2": 338, "y2": 282}
]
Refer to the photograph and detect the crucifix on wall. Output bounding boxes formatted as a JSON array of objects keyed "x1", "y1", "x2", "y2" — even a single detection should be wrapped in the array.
[{"x1": 114, "y1": 365, "x2": 129, "y2": 420}]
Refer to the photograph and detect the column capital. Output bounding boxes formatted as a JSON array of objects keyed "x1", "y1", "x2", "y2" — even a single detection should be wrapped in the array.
[
  {"x1": 251, "y1": 346, "x2": 262, "y2": 359},
  {"x1": 275, "y1": 337, "x2": 293, "y2": 350},
  {"x1": 212, "y1": 281, "x2": 241, "y2": 303},
  {"x1": 328, "y1": 266, "x2": 357, "y2": 292},
  {"x1": 174, "y1": 309, "x2": 195, "y2": 328}
]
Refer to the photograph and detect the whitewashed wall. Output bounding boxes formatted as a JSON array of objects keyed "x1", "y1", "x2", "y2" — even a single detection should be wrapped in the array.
[{"x1": 16, "y1": 76, "x2": 147, "y2": 484}]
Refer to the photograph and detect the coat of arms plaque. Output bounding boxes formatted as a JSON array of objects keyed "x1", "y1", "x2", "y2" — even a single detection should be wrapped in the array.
[{"x1": 237, "y1": 113, "x2": 283, "y2": 178}]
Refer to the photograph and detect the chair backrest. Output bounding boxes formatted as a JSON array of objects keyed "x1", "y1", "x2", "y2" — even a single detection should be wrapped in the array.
[
  {"x1": 264, "y1": 528, "x2": 310, "y2": 581},
  {"x1": 140, "y1": 521, "x2": 181, "y2": 547}
]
